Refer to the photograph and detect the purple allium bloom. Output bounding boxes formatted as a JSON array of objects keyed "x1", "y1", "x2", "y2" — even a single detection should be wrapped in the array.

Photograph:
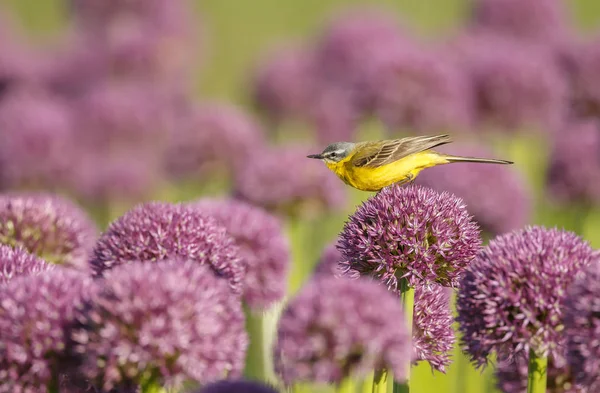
[
  {"x1": 496, "y1": 355, "x2": 584, "y2": 393},
  {"x1": 72, "y1": 260, "x2": 247, "y2": 391},
  {"x1": 0, "y1": 268, "x2": 95, "y2": 392},
  {"x1": 546, "y1": 120, "x2": 600, "y2": 204},
  {"x1": 416, "y1": 143, "x2": 531, "y2": 235},
  {"x1": 0, "y1": 193, "x2": 98, "y2": 269},
  {"x1": 90, "y1": 202, "x2": 245, "y2": 293},
  {"x1": 413, "y1": 285, "x2": 455, "y2": 372},
  {"x1": 449, "y1": 33, "x2": 568, "y2": 132},
  {"x1": 234, "y1": 145, "x2": 346, "y2": 218},
  {"x1": 456, "y1": 226, "x2": 600, "y2": 368},
  {"x1": 274, "y1": 276, "x2": 411, "y2": 384},
  {"x1": 0, "y1": 244, "x2": 54, "y2": 284},
  {"x1": 339, "y1": 184, "x2": 481, "y2": 291},
  {"x1": 166, "y1": 102, "x2": 265, "y2": 181},
  {"x1": 197, "y1": 380, "x2": 279, "y2": 393},
  {"x1": 371, "y1": 44, "x2": 474, "y2": 133},
  {"x1": 0, "y1": 90, "x2": 75, "y2": 189},
  {"x1": 564, "y1": 259, "x2": 600, "y2": 391},
  {"x1": 313, "y1": 242, "x2": 344, "y2": 277},
  {"x1": 567, "y1": 36, "x2": 600, "y2": 118},
  {"x1": 468, "y1": 0, "x2": 571, "y2": 45},
  {"x1": 192, "y1": 198, "x2": 290, "y2": 310}
]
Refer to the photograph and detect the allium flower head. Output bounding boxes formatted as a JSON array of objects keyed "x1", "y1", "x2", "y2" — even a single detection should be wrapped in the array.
[
  {"x1": 72, "y1": 260, "x2": 248, "y2": 391},
  {"x1": 166, "y1": 102, "x2": 265, "y2": 181},
  {"x1": 468, "y1": 0, "x2": 571, "y2": 45},
  {"x1": 338, "y1": 184, "x2": 481, "y2": 290},
  {"x1": 313, "y1": 242, "x2": 344, "y2": 277},
  {"x1": 192, "y1": 198, "x2": 290, "y2": 310},
  {"x1": 0, "y1": 244, "x2": 54, "y2": 284},
  {"x1": 0, "y1": 193, "x2": 98, "y2": 269},
  {"x1": 546, "y1": 120, "x2": 600, "y2": 204},
  {"x1": 90, "y1": 202, "x2": 245, "y2": 293},
  {"x1": 567, "y1": 36, "x2": 600, "y2": 118},
  {"x1": 450, "y1": 34, "x2": 568, "y2": 132},
  {"x1": 0, "y1": 268, "x2": 95, "y2": 393},
  {"x1": 234, "y1": 146, "x2": 346, "y2": 218},
  {"x1": 274, "y1": 276, "x2": 411, "y2": 384},
  {"x1": 197, "y1": 380, "x2": 279, "y2": 393},
  {"x1": 416, "y1": 142, "x2": 531, "y2": 235},
  {"x1": 0, "y1": 90, "x2": 74, "y2": 189},
  {"x1": 371, "y1": 45, "x2": 474, "y2": 133},
  {"x1": 564, "y1": 259, "x2": 600, "y2": 391},
  {"x1": 457, "y1": 226, "x2": 600, "y2": 368}
]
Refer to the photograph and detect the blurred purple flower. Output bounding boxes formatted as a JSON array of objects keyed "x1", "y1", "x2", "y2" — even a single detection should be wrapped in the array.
[
  {"x1": 496, "y1": 355, "x2": 584, "y2": 393},
  {"x1": 566, "y1": 36, "x2": 600, "y2": 118},
  {"x1": 90, "y1": 202, "x2": 245, "y2": 293},
  {"x1": 192, "y1": 198, "x2": 290, "y2": 310},
  {"x1": 197, "y1": 380, "x2": 279, "y2": 393},
  {"x1": 274, "y1": 276, "x2": 411, "y2": 384},
  {"x1": 456, "y1": 226, "x2": 600, "y2": 368},
  {"x1": 72, "y1": 260, "x2": 247, "y2": 391},
  {"x1": 313, "y1": 242, "x2": 344, "y2": 277},
  {"x1": 0, "y1": 268, "x2": 95, "y2": 393},
  {"x1": 338, "y1": 184, "x2": 481, "y2": 291},
  {"x1": 564, "y1": 259, "x2": 600, "y2": 391},
  {"x1": 166, "y1": 102, "x2": 265, "y2": 181},
  {"x1": 413, "y1": 285, "x2": 455, "y2": 372},
  {"x1": 371, "y1": 45, "x2": 474, "y2": 133},
  {"x1": 0, "y1": 244, "x2": 54, "y2": 284},
  {"x1": 449, "y1": 34, "x2": 568, "y2": 132},
  {"x1": 0, "y1": 193, "x2": 98, "y2": 269},
  {"x1": 234, "y1": 145, "x2": 346, "y2": 218},
  {"x1": 416, "y1": 142, "x2": 531, "y2": 235},
  {"x1": 0, "y1": 90, "x2": 75, "y2": 189},
  {"x1": 468, "y1": 0, "x2": 572, "y2": 45},
  {"x1": 546, "y1": 120, "x2": 600, "y2": 204}
]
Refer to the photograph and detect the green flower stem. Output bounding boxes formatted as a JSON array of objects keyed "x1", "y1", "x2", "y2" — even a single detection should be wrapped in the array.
[
  {"x1": 360, "y1": 372, "x2": 374, "y2": 393},
  {"x1": 372, "y1": 368, "x2": 390, "y2": 393},
  {"x1": 243, "y1": 306, "x2": 278, "y2": 384},
  {"x1": 287, "y1": 218, "x2": 310, "y2": 295},
  {"x1": 527, "y1": 349, "x2": 547, "y2": 393},
  {"x1": 393, "y1": 279, "x2": 414, "y2": 393},
  {"x1": 337, "y1": 377, "x2": 357, "y2": 393}
]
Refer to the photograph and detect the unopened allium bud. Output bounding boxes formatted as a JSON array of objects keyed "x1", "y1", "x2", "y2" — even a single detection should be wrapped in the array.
[
  {"x1": 0, "y1": 193, "x2": 98, "y2": 269},
  {"x1": 457, "y1": 226, "x2": 600, "y2": 368},
  {"x1": 90, "y1": 202, "x2": 245, "y2": 293},
  {"x1": 193, "y1": 198, "x2": 290, "y2": 310},
  {"x1": 339, "y1": 184, "x2": 481, "y2": 291},
  {"x1": 0, "y1": 244, "x2": 53, "y2": 284},
  {"x1": 274, "y1": 276, "x2": 411, "y2": 384}
]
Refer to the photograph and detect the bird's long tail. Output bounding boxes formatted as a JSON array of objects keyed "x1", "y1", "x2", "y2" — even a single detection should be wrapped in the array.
[{"x1": 442, "y1": 155, "x2": 513, "y2": 165}]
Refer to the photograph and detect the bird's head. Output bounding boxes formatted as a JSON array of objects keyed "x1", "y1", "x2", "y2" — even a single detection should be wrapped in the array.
[{"x1": 307, "y1": 142, "x2": 356, "y2": 164}]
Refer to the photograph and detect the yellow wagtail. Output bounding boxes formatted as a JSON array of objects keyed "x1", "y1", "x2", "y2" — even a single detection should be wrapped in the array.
[{"x1": 307, "y1": 134, "x2": 513, "y2": 192}]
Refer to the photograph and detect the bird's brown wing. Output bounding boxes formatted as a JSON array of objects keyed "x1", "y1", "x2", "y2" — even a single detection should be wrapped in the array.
[{"x1": 350, "y1": 134, "x2": 453, "y2": 168}]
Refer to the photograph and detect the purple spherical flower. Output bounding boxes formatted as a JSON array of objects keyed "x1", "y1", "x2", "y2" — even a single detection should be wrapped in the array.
[
  {"x1": 457, "y1": 226, "x2": 600, "y2": 368},
  {"x1": 197, "y1": 380, "x2": 279, "y2": 393},
  {"x1": 90, "y1": 202, "x2": 245, "y2": 293},
  {"x1": 496, "y1": 355, "x2": 584, "y2": 393},
  {"x1": 313, "y1": 242, "x2": 344, "y2": 277},
  {"x1": 192, "y1": 198, "x2": 290, "y2": 310},
  {"x1": 274, "y1": 276, "x2": 411, "y2": 384},
  {"x1": 72, "y1": 260, "x2": 247, "y2": 391},
  {"x1": 567, "y1": 36, "x2": 600, "y2": 118},
  {"x1": 416, "y1": 142, "x2": 531, "y2": 235},
  {"x1": 166, "y1": 102, "x2": 265, "y2": 181},
  {"x1": 546, "y1": 120, "x2": 600, "y2": 204},
  {"x1": 0, "y1": 193, "x2": 98, "y2": 269},
  {"x1": 564, "y1": 259, "x2": 600, "y2": 390},
  {"x1": 413, "y1": 285, "x2": 455, "y2": 372},
  {"x1": 371, "y1": 44, "x2": 474, "y2": 133},
  {"x1": 468, "y1": 0, "x2": 571, "y2": 45},
  {"x1": 449, "y1": 33, "x2": 568, "y2": 132},
  {"x1": 0, "y1": 244, "x2": 54, "y2": 284},
  {"x1": 338, "y1": 184, "x2": 481, "y2": 291},
  {"x1": 0, "y1": 90, "x2": 75, "y2": 189},
  {"x1": 0, "y1": 268, "x2": 96, "y2": 393},
  {"x1": 234, "y1": 145, "x2": 346, "y2": 218}
]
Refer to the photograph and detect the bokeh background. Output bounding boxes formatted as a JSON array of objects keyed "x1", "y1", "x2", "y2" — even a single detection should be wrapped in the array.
[{"x1": 3, "y1": 0, "x2": 600, "y2": 392}]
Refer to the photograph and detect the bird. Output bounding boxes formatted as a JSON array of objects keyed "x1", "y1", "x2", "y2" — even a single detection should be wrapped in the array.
[{"x1": 307, "y1": 134, "x2": 513, "y2": 192}]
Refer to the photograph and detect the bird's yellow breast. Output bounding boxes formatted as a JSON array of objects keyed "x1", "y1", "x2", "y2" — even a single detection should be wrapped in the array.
[{"x1": 326, "y1": 151, "x2": 447, "y2": 192}]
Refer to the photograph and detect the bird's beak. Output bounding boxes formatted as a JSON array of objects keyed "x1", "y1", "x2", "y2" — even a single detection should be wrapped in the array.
[{"x1": 307, "y1": 153, "x2": 323, "y2": 159}]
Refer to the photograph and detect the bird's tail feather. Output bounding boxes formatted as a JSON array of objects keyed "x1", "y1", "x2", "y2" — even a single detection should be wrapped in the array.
[{"x1": 442, "y1": 155, "x2": 513, "y2": 165}]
